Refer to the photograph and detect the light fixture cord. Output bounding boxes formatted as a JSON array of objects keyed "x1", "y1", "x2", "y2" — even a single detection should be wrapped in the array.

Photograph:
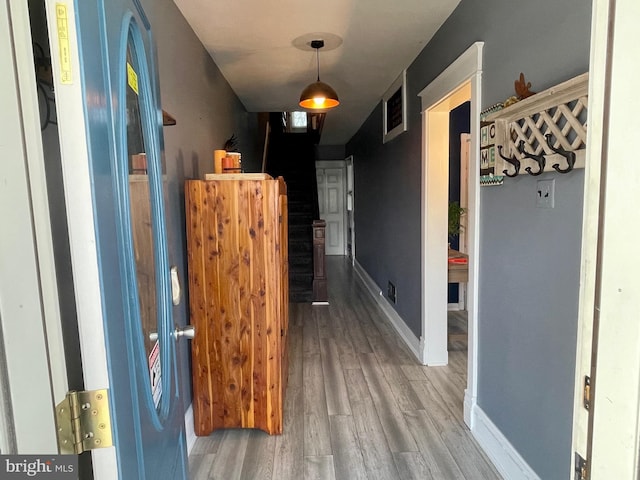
[{"x1": 316, "y1": 48, "x2": 320, "y2": 82}]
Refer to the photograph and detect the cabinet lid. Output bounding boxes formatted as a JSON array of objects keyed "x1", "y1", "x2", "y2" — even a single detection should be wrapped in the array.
[{"x1": 204, "y1": 173, "x2": 273, "y2": 181}]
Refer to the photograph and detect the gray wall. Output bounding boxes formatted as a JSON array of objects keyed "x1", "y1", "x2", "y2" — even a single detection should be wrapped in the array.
[
  {"x1": 347, "y1": 0, "x2": 591, "y2": 477},
  {"x1": 140, "y1": 0, "x2": 259, "y2": 402},
  {"x1": 316, "y1": 144, "x2": 346, "y2": 162}
]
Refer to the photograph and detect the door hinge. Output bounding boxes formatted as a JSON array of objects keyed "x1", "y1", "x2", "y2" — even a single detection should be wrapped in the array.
[
  {"x1": 55, "y1": 389, "x2": 113, "y2": 454},
  {"x1": 583, "y1": 375, "x2": 591, "y2": 410},
  {"x1": 575, "y1": 452, "x2": 589, "y2": 480}
]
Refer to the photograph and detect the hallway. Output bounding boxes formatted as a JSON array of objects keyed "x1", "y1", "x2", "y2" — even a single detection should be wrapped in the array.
[{"x1": 188, "y1": 257, "x2": 500, "y2": 479}]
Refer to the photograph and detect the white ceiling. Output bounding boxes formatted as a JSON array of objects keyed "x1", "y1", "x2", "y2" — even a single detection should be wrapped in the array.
[{"x1": 173, "y1": 0, "x2": 461, "y2": 145}]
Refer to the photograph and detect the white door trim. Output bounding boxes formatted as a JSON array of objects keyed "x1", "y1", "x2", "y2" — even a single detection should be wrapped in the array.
[
  {"x1": 0, "y1": 0, "x2": 66, "y2": 453},
  {"x1": 573, "y1": 0, "x2": 640, "y2": 477},
  {"x1": 418, "y1": 42, "x2": 483, "y2": 428},
  {"x1": 570, "y1": 0, "x2": 608, "y2": 469},
  {"x1": 345, "y1": 155, "x2": 355, "y2": 265}
]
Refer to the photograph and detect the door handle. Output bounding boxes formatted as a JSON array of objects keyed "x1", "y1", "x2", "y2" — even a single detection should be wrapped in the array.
[
  {"x1": 173, "y1": 325, "x2": 195, "y2": 340},
  {"x1": 148, "y1": 325, "x2": 195, "y2": 342}
]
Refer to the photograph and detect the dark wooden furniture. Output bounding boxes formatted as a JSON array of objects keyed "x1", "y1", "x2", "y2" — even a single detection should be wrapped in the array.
[{"x1": 312, "y1": 220, "x2": 327, "y2": 302}]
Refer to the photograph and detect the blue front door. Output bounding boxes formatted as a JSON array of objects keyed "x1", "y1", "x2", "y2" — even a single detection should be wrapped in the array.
[{"x1": 73, "y1": 0, "x2": 187, "y2": 477}]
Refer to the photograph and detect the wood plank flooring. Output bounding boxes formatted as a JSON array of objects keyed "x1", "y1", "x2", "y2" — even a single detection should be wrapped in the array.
[{"x1": 189, "y1": 257, "x2": 500, "y2": 480}]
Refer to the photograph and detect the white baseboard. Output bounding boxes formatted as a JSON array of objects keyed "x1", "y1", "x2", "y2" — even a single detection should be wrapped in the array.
[
  {"x1": 448, "y1": 302, "x2": 462, "y2": 311},
  {"x1": 185, "y1": 403, "x2": 197, "y2": 455},
  {"x1": 463, "y1": 388, "x2": 474, "y2": 428},
  {"x1": 472, "y1": 405, "x2": 540, "y2": 480},
  {"x1": 353, "y1": 260, "x2": 425, "y2": 364}
]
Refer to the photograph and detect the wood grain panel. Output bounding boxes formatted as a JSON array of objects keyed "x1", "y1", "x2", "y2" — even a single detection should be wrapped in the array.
[
  {"x1": 185, "y1": 180, "x2": 213, "y2": 434},
  {"x1": 128, "y1": 177, "x2": 157, "y2": 358},
  {"x1": 237, "y1": 179, "x2": 254, "y2": 428},
  {"x1": 344, "y1": 368, "x2": 399, "y2": 479},
  {"x1": 303, "y1": 354, "x2": 332, "y2": 456},
  {"x1": 358, "y1": 353, "x2": 418, "y2": 453},
  {"x1": 403, "y1": 409, "x2": 465, "y2": 479},
  {"x1": 240, "y1": 431, "x2": 276, "y2": 480},
  {"x1": 319, "y1": 338, "x2": 352, "y2": 415},
  {"x1": 217, "y1": 179, "x2": 242, "y2": 429},
  {"x1": 329, "y1": 415, "x2": 367, "y2": 480},
  {"x1": 304, "y1": 455, "x2": 336, "y2": 480},
  {"x1": 185, "y1": 175, "x2": 288, "y2": 436}
]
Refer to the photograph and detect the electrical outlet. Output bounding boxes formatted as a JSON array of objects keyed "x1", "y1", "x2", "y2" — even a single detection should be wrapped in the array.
[
  {"x1": 387, "y1": 281, "x2": 396, "y2": 304},
  {"x1": 536, "y1": 179, "x2": 555, "y2": 208}
]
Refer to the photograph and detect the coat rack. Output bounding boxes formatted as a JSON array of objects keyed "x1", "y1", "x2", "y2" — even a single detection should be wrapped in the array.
[{"x1": 485, "y1": 72, "x2": 588, "y2": 177}]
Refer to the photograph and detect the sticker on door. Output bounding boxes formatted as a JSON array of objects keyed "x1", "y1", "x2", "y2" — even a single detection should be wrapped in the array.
[{"x1": 148, "y1": 341, "x2": 162, "y2": 407}]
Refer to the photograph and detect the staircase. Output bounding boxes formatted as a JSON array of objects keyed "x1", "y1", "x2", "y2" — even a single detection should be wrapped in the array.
[{"x1": 265, "y1": 121, "x2": 320, "y2": 303}]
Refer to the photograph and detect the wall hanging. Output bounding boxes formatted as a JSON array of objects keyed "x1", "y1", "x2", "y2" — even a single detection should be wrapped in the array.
[{"x1": 484, "y1": 72, "x2": 588, "y2": 178}]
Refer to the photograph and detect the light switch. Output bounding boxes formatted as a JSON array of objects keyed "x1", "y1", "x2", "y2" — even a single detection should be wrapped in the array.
[{"x1": 536, "y1": 179, "x2": 555, "y2": 208}]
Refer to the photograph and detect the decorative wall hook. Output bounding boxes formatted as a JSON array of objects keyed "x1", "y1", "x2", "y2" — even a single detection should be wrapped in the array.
[
  {"x1": 518, "y1": 141, "x2": 546, "y2": 176},
  {"x1": 497, "y1": 145, "x2": 521, "y2": 177},
  {"x1": 545, "y1": 134, "x2": 576, "y2": 173}
]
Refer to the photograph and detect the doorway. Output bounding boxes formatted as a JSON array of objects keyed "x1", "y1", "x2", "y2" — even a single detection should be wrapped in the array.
[
  {"x1": 345, "y1": 155, "x2": 355, "y2": 264},
  {"x1": 316, "y1": 161, "x2": 347, "y2": 256},
  {"x1": 418, "y1": 42, "x2": 483, "y2": 428},
  {"x1": 448, "y1": 104, "x2": 471, "y2": 312}
]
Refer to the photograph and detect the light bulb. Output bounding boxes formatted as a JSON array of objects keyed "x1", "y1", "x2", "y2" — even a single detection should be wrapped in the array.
[{"x1": 313, "y1": 96, "x2": 326, "y2": 107}]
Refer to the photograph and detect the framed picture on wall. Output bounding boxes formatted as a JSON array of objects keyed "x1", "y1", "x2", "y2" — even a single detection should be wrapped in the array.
[{"x1": 382, "y1": 70, "x2": 407, "y2": 143}]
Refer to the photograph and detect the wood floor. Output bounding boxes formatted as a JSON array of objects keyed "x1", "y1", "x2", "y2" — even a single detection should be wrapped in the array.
[{"x1": 189, "y1": 257, "x2": 500, "y2": 480}]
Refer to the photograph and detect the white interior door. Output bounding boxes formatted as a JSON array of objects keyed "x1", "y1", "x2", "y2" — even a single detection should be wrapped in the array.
[{"x1": 317, "y1": 163, "x2": 346, "y2": 255}]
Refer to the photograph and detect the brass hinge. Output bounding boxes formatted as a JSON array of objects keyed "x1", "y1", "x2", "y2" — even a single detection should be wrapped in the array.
[
  {"x1": 55, "y1": 389, "x2": 113, "y2": 454},
  {"x1": 575, "y1": 452, "x2": 589, "y2": 480},
  {"x1": 583, "y1": 375, "x2": 591, "y2": 410}
]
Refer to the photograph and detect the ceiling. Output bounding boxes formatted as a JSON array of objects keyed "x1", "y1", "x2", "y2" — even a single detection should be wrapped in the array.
[{"x1": 173, "y1": 0, "x2": 461, "y2": 145}]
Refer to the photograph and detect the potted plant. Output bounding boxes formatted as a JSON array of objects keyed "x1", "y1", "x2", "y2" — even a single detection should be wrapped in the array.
[{"x1": 448, "y1": 201, "x2": 466, "y2": 246}]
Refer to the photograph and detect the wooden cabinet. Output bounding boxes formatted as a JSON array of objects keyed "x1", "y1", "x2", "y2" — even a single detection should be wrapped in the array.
[{"x1": 185, "y1": 174, "x2": 288, "y2": 435}]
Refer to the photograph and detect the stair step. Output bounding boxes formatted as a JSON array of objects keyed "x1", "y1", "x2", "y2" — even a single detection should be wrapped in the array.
[
  {"x1": 289, "y1": 271, "x2": 313, "y2": 283},
  {"x1": 289, "y1": 238, "x2": 313, "y2": 251},
  {"x1": 288, "y1": 200, "x2": 314, "y2": 209},
  {"x1": 289, "y1": 255, "x2": 313, "y2": 267},
  {"x1": 289, "y1": 225, "x2": 312, "y2": 236},
  {"x1": 289, "y1": 259, "x2": 313, "y2": 271},
  {"x1": 289, "y1": 219, "x2": 314, "y2": 229},
  {"x1": 289, "y1": 289, "x2": 313, "y2": 303}
]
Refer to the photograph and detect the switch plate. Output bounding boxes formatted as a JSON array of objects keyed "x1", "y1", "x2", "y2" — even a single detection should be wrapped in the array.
[{"x1": 536, "y1": 179, "x2": 555, "y2": 208}]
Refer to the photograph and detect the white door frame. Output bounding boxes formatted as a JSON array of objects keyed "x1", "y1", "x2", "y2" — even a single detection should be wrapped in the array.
[
  {"x1": 0, "y1": 0, "x2": 68, "y2": 454},
  {"x1": 345, "y1": 155, "x2": 355, "y2": 265},
  {"x1": 458, "y1": 133, "x2": 471, "y2": 310},
  {"x1": 418, "y1": 42, "x2": 483, "y2": 428},
  {"x1": 572, "y1": 0, "x2": 640, "y2": 477}
]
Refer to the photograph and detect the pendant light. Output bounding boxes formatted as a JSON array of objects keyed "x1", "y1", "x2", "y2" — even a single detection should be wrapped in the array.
[{"x1": 299, "y1": 40, "x2": 340, "y2": 110}]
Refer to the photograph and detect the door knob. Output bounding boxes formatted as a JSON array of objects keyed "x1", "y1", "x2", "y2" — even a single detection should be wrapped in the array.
[
  {"x1": 173, "y1": 325, "x2": 195, "y2": 340},
  {"x1": 148, "y1": 325, "x2": 195, "y2": 342}
]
